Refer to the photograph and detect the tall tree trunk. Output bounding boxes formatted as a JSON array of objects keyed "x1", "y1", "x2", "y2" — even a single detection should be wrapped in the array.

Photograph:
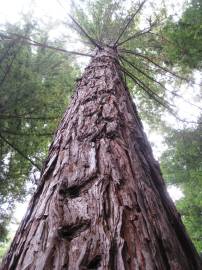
[{"x1": 1, "y1": 47, "x2": 201, "y2": 270}]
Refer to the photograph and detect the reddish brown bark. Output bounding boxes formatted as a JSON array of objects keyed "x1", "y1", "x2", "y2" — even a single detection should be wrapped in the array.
[{"x1": 1, "y1": 47, "x2": 201, "y2": 270}]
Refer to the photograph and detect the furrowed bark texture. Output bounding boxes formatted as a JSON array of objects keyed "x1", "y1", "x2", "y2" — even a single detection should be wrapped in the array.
[{"x1": 1, "y1": 47, "x2": 201, "y2": 270}]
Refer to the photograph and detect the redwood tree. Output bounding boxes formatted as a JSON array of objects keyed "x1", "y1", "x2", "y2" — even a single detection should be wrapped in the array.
[
  {"x1": 1, "y1": 1, "x2": 202, "y2": 269},
  {"x1": 1, "y1": 45, "x2": 201, "y2": 269}
]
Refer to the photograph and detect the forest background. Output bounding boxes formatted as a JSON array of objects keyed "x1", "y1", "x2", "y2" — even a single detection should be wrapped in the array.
[{"x1": 0, "y1": 0, "x2": 201, "y2": 258}]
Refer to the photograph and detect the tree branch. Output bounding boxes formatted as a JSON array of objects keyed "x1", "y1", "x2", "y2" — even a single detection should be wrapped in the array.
[
  {"x1": 120, "y1": 66, "x2": 201, "y2": 125},
  {"x1": 120, "y1": 65, "x2": 173, "y2": 109},
  {"x1": 0, "y1": 114, "x2": 59, "y2": 120},
  {"x1": 120, "y1": 55, "x2": 202, "y2": 111},
  {"x1": 120, "y1": 49, "x2": 202, "y2": 86},
  {"x1": 1, "y1": 33, "x2": 93, "y2": 57},
  {"x1": 0, "y1": 43, "x2": 21, "y2": 88},
  {"x1": 114, "y1": 0, "x2": 147, "y2": 46},
  {"x1": 0, "y1": 129, "x2": 54, "y2": 137},
  {"x1": 0, "y1": 133, "x2": 41, "y2": 170},
  {"x1": 118, "y1": 55, "x2": 127, "y2": 87},
  {"x1": 68, "y1": 15, "x2": 102, "y2": 49},
  {"x1": 0, "y1": 39, "x2": 15, "y2": 64},
  {"x1": 117, "y1": 26, "x2": 153, "y2": 47}
]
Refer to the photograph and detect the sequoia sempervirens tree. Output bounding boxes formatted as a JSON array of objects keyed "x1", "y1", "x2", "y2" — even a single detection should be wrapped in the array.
[{"x1": 1, "y1": 0, "x2": 202, "y2": 269}]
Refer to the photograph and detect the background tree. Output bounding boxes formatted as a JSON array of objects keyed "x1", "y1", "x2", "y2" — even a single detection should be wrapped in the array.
[
  {"x1": 0, "y1": 20, "x2": 78, "y2": 245},
  {"x1": 163, "y1": 0, "x2": 202, "y2": 70},
  {"x1": 161, "y1": 117, "x2": 202, "y2": 252},
  {"x1": 160, "y1": 0, "x2": 202, "y2": 253}
]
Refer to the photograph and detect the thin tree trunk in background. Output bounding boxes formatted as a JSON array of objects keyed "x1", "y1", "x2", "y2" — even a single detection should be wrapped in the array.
[{"x1": 1, "y1": 47, "x2": 201, "y2": 270}]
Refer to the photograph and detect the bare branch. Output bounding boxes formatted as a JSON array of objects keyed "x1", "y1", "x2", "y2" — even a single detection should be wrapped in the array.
[
  {"x1": 120, "y1": 49, "x2": 202, "y2": 86},
  {"x1": 120, "y1": 66, "x2": 201, "y2": 125},
  {"x1": 117, "y1": 22, "x2": 156, "y2": 47},
  {"x1": 0, "y1": 129, "x2": 54, "y2": 137},
  {"x1": 120, "y1": 55, "x2": 202, "y2": 111},
  {"x1": 0, "y1": 133, "x2": 41, "y2": 170},
  {"x1": 114, "y1": 0, "x2": 147, "y2": 46},
  {"x1": 68, "y1": 15, "x2": 102, "y2": 49},
  {"x1": 120, "y1": 65, "x2": 174, "y2": 109},
  {"x1": 118, "y1": 55, "x2": 127, "y2": 87},
  {"x1": 0, "y1": 114, "x2": 59, "y2": 120},
  {"x1": 56, "y1": 0, "x2": 102, "y2": 47},
  {"x1": 1, "y1": 33, "x2": 93, "y2": 57},
  {"x1": 120, "y1": 66, "x2": 173, "y2": 111}
]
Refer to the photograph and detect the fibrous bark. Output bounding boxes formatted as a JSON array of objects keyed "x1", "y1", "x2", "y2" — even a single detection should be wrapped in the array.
[{"x1": 1, "y1": 47, "x2": 201, "y2": 270}]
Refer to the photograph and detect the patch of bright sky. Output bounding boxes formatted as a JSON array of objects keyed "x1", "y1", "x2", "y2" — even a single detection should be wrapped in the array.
[
  {"x1": 0, "y1": 0, "x2": 69, "y2": 24},
  {"x1": 1, "y1": 0, "x2": 198, "y2": 229}
]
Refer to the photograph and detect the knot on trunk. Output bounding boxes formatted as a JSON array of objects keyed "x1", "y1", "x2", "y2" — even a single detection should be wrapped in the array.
[
  {"x1": 58, "y1": 219, "x2": 90, "y2": 240},
  {"x1": 59, "y1": 182, "x2": 80, "y2": 198},
  {"x1": 87, "y1": 255, "x2": 102, "y2": 269}
]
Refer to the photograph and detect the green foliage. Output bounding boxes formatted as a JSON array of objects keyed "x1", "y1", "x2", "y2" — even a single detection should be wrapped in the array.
[
  {"x1": 70, "y1": 0, "x2": 202, "y2": 130},
  {"x1": 0, "y1": 241, "x2": 10, "y2": 260},
  {"x1": 0, "y1": 230, "x2": 14, "y2": 261},
  {"x1": 161, "y1": 1, "x2": 202, "y2": 251},
  {"x1": 0, "y1": 21, "x2": 78, "y2": 242},
  {"x1": 161, "y1": 119, "x2": 202, "y2": 252},
  {"x1": 71, "y1": 0, "x2": 143, "y2": 46},
  {"x1": 163, "y1": 0, "x2": 202, "y2": 70},
  {"x1": 70, "y1": 0, "x2": 186, "y2": 127}
]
